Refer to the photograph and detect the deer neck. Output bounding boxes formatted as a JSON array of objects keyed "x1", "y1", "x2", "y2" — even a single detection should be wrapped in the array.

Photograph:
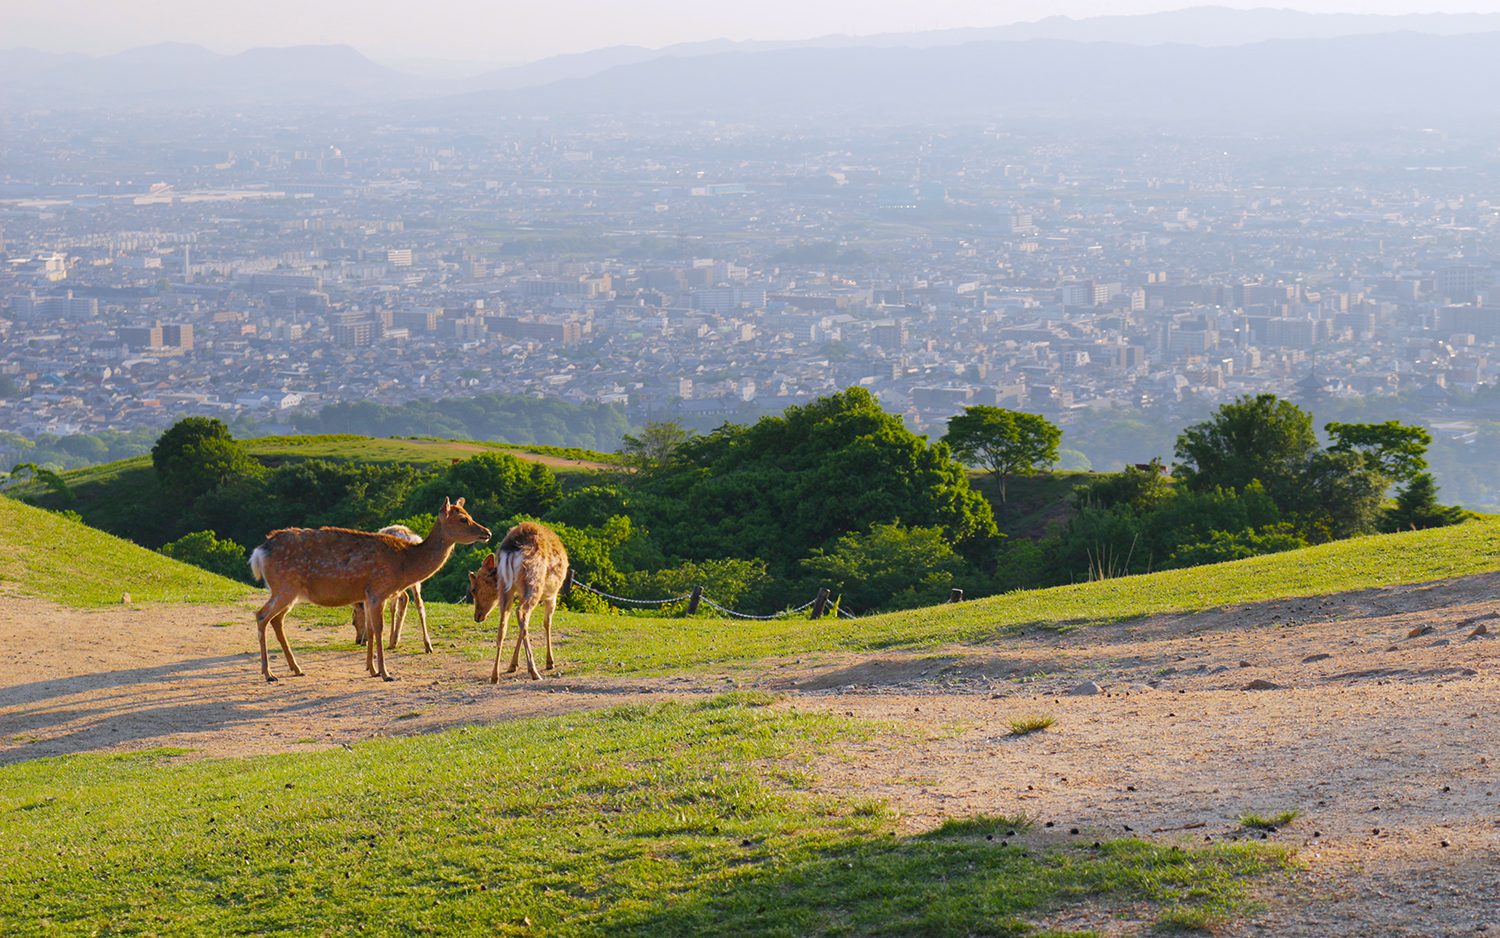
[{"x1": 401, "y1": 523, "x2": 458, "y2": 582}]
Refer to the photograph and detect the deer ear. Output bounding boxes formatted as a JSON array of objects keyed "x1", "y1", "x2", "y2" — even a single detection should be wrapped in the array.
[
  {"x1": 468, "y1": 571, "x2": 477, "y2": 584},
  {"x1": 481, "y1": 553, "x2": 497, "y2": 570},
  {"x1": 455, "y1": 496, "x2": 466, "y2": 508},
  {"x1": 441, "y1": 497, "x2": 452, "y2": 512}
]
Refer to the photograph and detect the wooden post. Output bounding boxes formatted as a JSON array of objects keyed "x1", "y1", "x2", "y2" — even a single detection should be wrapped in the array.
[
  {"x1": 949, "y1": 588, "x2": 964, "y2": 603},
  {"x1": 686, "y1": 584, "x2": 703, "y2": 615},
  {"x1": 810, "y1": 588, "x2": 831, "y2": 620},
  {"x1": 561, "y1": 568, "x2": 574, "y2": 597}
]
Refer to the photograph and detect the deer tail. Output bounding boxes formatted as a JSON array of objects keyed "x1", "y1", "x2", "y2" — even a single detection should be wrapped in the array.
[{"x1": 249, "y1": 545, "x2": 269, "y2": 583}]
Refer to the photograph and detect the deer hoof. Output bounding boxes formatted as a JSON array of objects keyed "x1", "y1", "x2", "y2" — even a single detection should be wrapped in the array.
[
  {"x1": 265, "y1": 674, "x2": 278, "y2": 683},
  {"x1": 291, "y1": 669, "x2": 306, "y2": 677},
  {"x1": 382, "y1": 674, "x2": 398, "y2": 682}
]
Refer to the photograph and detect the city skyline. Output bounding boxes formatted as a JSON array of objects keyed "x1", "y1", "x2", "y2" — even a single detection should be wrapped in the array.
[{"x1": 8, "y1": 1, "x2": 1500, "y2": 69}]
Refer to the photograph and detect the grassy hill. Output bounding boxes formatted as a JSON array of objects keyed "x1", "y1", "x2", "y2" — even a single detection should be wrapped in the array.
[
  {"x1": 8, "y1": 489, "x2": 1498, "y2": 673},
  {"x1": 0, "y1": 496, "x2": 252, "y2": 605},
  {"x1": 11, "y1": 434, "x2": 623, "y2": 544}
]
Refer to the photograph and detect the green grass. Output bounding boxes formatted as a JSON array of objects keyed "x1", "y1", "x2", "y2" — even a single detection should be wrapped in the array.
[
  {"x1": 1239, "y1": 811, "x2": 1300, "y2": 831},
  {"x1": 398, "y1": 517, "x2": 1500, "y2": 676},
  {"x1": 0, "y1": 496, "x2": 252, "y2": 606},
  {"x1": 0, "y1": 698, "x2": 1288, "y2": 936},
  {"x1": 1008, "y1": 714, "x2": 1057, "y2": 736}
]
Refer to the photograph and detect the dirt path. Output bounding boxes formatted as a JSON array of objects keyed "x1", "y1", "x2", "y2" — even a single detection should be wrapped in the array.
[{"x1": 2, "y1": 577, "x2": 1497, "y2": 935}]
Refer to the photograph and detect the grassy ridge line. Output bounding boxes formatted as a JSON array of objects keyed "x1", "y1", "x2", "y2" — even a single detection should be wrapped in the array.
[
  {"x1": 431, "y1": 518, "x2": 1500, "y2": 675},
  {"x1": 0, "y1": 496, "x2": 251, "y2": 606},
  {"x1": 0, "y1": 698, "x2": 1287, "y2": 935}
]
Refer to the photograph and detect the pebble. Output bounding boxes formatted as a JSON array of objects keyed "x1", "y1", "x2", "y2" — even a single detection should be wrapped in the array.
[
  {"x1": 1238, "y1": 660, "x2": 1252, "y2": 668},
  {"x1": 1244, "y1": 679, "x2": 1283, "y2": 691},
  {"x1": 1068, "y1": 681, "x2": 1103, "y2": 696},
  {"x1": 1302, "y1": 653, "x2": 1332, "y2": 663},
  {"x1": 1471, "y1": 624, "x2": 1489, "y2": 638},
  {"x1": 1408, "y1": 625, "x2": 1434, "y2": 638}
]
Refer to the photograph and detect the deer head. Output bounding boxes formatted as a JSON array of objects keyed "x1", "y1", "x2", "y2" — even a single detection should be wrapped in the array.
[
  {"x1": 469, "y1": 553, "x2": 501, "y2": 622},
  {"x1": 438, "y1": 497, "x2": 491, "y2": 546}
]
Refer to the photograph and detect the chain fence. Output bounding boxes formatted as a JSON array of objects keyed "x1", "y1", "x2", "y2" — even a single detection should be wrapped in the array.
[{"x1": 569, "y1": 578, "x2": 857, "y2": 620}]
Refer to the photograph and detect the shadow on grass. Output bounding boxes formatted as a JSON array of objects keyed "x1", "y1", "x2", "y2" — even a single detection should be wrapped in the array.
[{"x1": 605, "y1": 829, "x2": 1286, "y2": 937}]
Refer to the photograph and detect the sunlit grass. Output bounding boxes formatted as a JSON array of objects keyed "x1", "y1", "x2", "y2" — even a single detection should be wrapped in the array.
[{"x1": 0, "y1": 698, "x2": 1289, "y2": 936}]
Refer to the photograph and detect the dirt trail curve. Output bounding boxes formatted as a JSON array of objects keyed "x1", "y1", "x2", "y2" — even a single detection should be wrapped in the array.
[{"x1": 1, "y1": 574, "x2": 1498, "y2": 936}]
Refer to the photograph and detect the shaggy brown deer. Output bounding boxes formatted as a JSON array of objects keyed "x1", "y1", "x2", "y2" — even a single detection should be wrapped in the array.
[
  {"x1": 250, "y1": 497, "x2": 490, "y2": 682},
  {"x1": 350, "y1": 524, "x2": 432, "y2": 653},
  {"x1": 469, "y1": 521, "x2": 569, "y2": 682}
]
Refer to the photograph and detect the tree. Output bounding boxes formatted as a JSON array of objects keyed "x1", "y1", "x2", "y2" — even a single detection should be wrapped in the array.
[
  {"x1": 942, "y1": 406, "x2": 1061, "y2": 504},
  {"x1": 801, "y1": 522, "x2": 968, "y2": 613},
  {"x1": 1326, "y1": 420, "x2": 1431, "y2": 485},
  {"x1": 1382, "y1": 473, "x2": 1471, "y2": 532},
  {"x1": 1294, "y1": 450, "x2": 1388, "y2": 541},
  {"x1": 407, "y1": 453, "x2": 560, "y2": 525},
  {"x1": 620, "y1": 421, "x2": 695, "y2": 474},
  {"x1": 160, "y1": 530, "x2": 251, "y2": 582},
  {"x1": 1173, "y1": 394, "x2": 1318, "y2": 498},
  {"x1": 630, "y1": 388, "x2": 997, "y2": 579},
  {"x1": 150, "y1": 418, "x2": 257, "y2": 501}
]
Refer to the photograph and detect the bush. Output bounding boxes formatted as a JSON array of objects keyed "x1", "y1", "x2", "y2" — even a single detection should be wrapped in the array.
[
  {"x1": 160, "y1": 530, "x2": 251, "y2": 583},
  {"x1": 802, "y1": 522, "x2": 969, "y2": 612}
]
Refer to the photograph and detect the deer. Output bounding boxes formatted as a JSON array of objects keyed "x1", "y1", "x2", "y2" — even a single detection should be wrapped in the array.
[
  {"x1": 468, "y1": 521, "x2": 569, "y2": 682},
  {"x1": 249, "y1": 497, "x2": 491, "y2": 682},
  {"x1": 349, "y1": 524, "x2": 433, "y2": 653}
]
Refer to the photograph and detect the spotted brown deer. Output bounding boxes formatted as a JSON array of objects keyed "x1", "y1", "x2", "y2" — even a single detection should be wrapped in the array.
[
  {"x1": 350, "y1": 525, "x2": 432, "y2": 653},
  {"x1": 469, "y1": 521, "x2": 569, "y2": 682},
  {"x1": 249, "y1": 498, "x2": 490, "y2": 682}
]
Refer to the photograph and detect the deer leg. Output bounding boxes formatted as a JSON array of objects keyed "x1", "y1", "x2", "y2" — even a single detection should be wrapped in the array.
[
  {"x1": 269, "y1": 608, "x2": 304, "y2": 677},
  {"x1": 542, "y1": 593, "x2": 558, "y2": 671},
  {"x1": 389, "y1": 591, "x2": 408, "y2": 648},
  {"x1": 368, "y1": 596, "x2": 394, "y2": 681},
  {"x1": 515, "y1": 596, "x2": 542, "y2": 680},
  {"x1": 413, "y1": 584, "x2": 432, "y2": 653},
  {"x1": 256, "y1": 595, "x2": 295, "y2": 682},
  {"x1": 489, "y1": 597, "x2": 511, "y2": 684},
  {"x1": 365, "y1": 600, "x2": 379, "y2": 676},
  {"x1": 351, "y1": 603, "x2": 366, "y2": 646}
]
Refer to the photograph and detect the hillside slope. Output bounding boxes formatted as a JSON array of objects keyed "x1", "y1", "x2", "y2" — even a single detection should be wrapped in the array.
[
  {"x1": 13, "y1": 434, "x2": 621, "y2": 544},
  {"x1": 0, "y1": 496, "x2": 251, "y2": 606}
]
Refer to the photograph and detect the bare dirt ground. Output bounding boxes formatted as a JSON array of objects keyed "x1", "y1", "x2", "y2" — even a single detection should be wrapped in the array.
[{"x1": 2, "y1": 575, "x2": 1498, "y2": 936}]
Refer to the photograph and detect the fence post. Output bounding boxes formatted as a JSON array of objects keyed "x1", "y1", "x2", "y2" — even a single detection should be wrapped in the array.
[
  {"x1": 561, "y1": 568, "x2": 574, "y2": 597},
  {"x1": 810, "y1": 588, "x2": 831, "y2": 620},
  {"x1": 948, "y1": 588, "x2": 964, "y2": 603},
  {"x1": 686, "y1": 584, "x2": 703, "y2": 615}
]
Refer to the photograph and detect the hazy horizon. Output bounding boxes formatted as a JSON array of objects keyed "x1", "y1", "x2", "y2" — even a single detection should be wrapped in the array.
[{"x1": 8, "y1": 0, "x2": 1500, "y2": 71}]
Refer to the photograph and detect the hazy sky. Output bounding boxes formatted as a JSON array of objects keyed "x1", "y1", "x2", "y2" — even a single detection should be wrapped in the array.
[{"x1": 7, "y1": 0, "x2": 1500, "y2": 68}]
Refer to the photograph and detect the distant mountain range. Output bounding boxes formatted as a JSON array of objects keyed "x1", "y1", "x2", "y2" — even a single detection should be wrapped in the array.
[{"x1": 4, "y1": 7, "x2": 1500, "y2": 117}]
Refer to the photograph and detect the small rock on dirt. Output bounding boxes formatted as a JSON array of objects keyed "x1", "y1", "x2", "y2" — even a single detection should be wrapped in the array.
[
  {"x1": 1243, "y1": 679, "x2": 1284, "y2": 691},
  {"x1": 1068, "y1": 681, "x2": 1103, "y2": 696},
  {"x1": 1408, "y1": 625, "x2": 1434, "y2": 638},
  {"x1": 1238, "y1": 660, "x2": 1252, "y2": 668},
  {"x1": 1470, "y1": 624, "x2": 1489, "y2": 638},
  {"x1": 1302, "y1": 653, "x2": 1332, "y2": 663}
]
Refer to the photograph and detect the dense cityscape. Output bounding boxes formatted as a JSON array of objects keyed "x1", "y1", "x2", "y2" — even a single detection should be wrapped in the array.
[{"x1": 3, "y1": 104, "x2": 1500, "y2": 505}]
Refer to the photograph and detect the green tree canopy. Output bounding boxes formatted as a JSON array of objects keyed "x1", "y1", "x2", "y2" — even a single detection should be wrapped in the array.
[
  {"x1": 1173, "y1": 395, "x2": 1318, "y2": 497},
  {"x1": 1326, "y1": 420, "x2": 1431, "y2": 485},
  {"x1": 407, "y1": 452, "x2": 560, "y2": 526},
  {"x1": 801, "y1": 522, "x2": 968, "y2": 613},
  {"x1": 1382, "y1": 473, "x2": 1471, "y2": 532},
  {"x1": 630, "y1": 388, "x2": 997, "y2": 578},
  {"x1": 620, "y1": 421, "x2": 696, "y2": 474},
  {"x1": 150, "y1": 418, "x2": 258, "y2": 501},
  {"x1": 160, "y1": 530, "x2": 251, "y2": 583},
  {"x1": 942, "y1": 406, "x2": 1061, "y2": 503}
]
